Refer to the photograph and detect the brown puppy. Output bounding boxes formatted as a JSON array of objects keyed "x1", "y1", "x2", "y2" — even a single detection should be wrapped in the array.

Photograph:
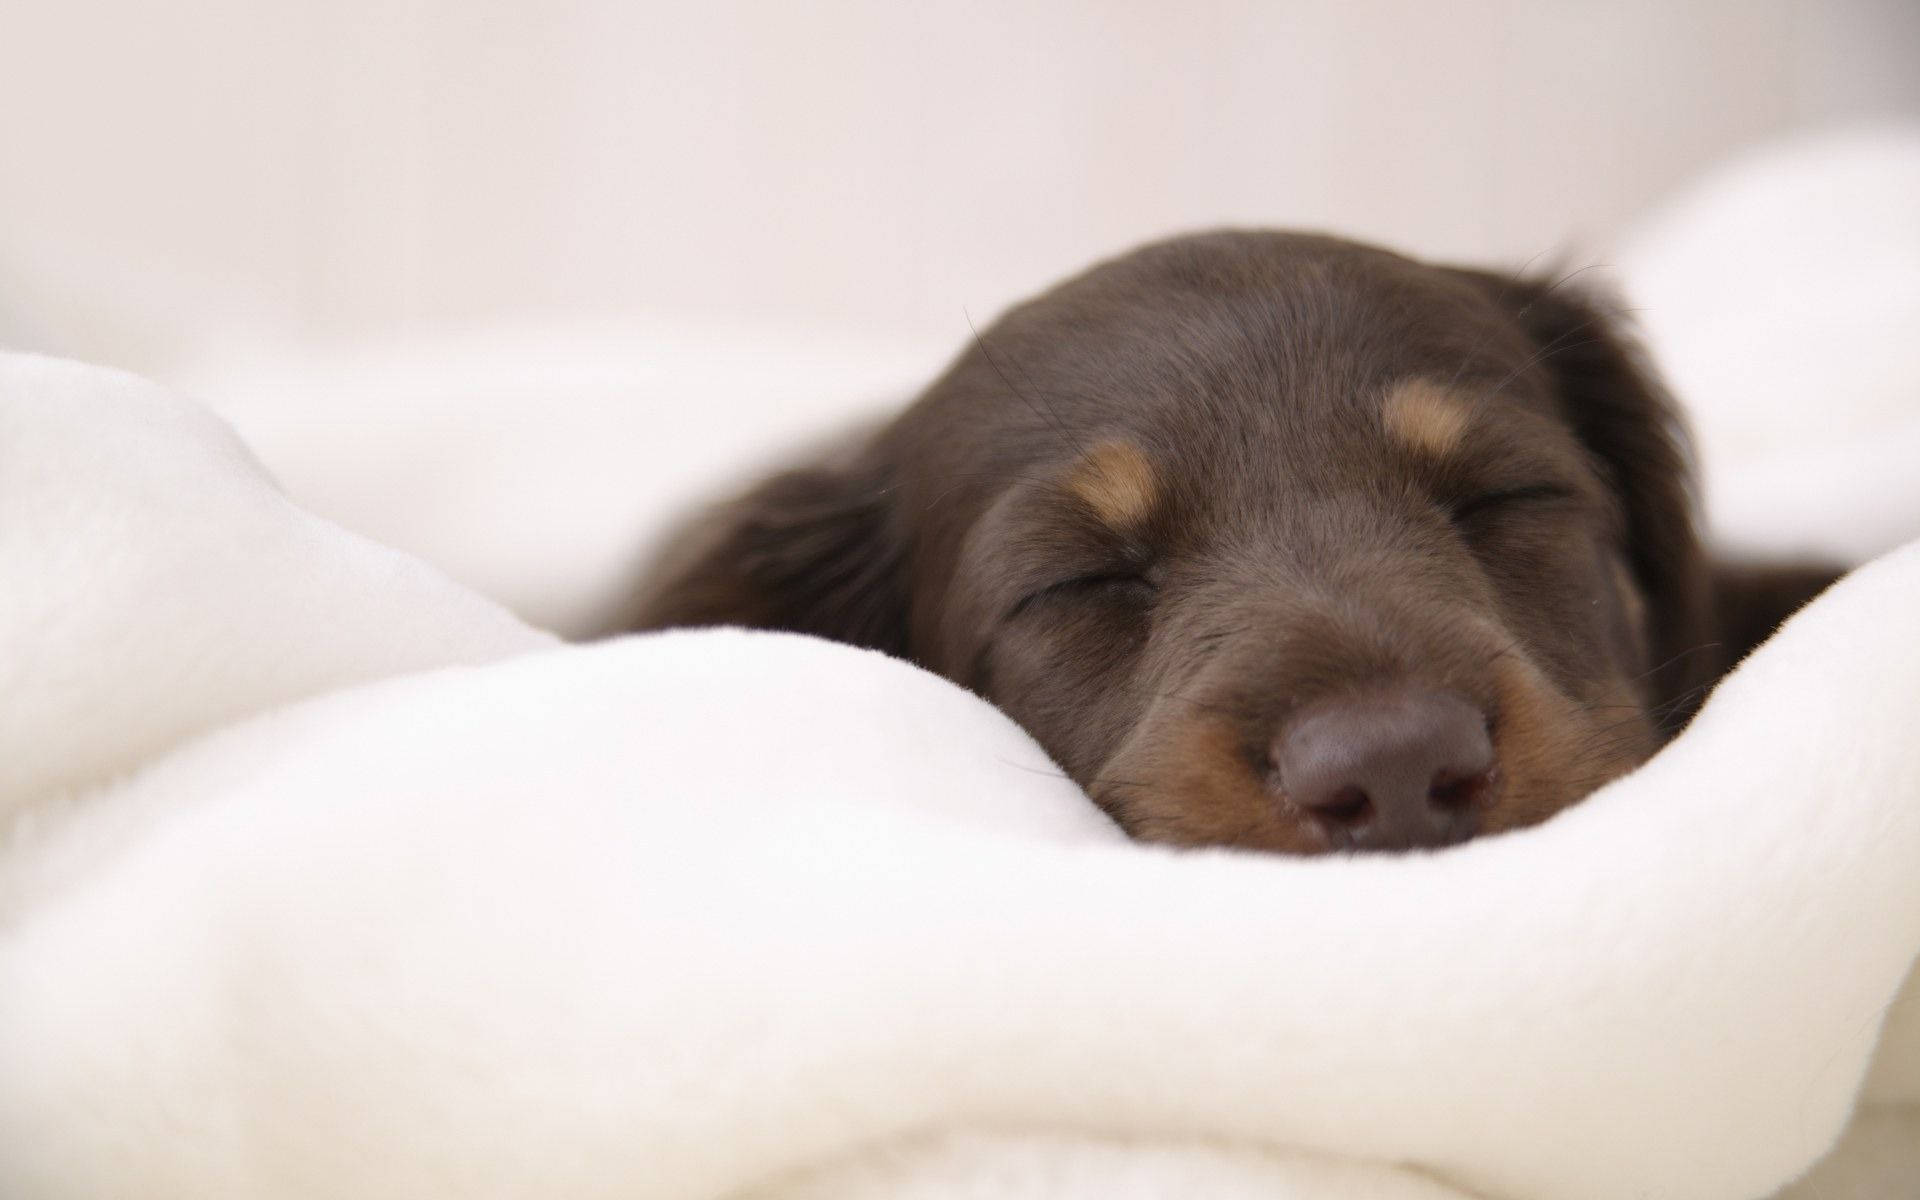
[{"x1": 626, "y1": 231, "x2": 1837, "y2": 853}]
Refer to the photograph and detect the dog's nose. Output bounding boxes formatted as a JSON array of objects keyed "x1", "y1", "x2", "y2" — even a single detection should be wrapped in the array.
[{"x1": 1273, "y1": 687, "x2": 1495, "y2": 851}]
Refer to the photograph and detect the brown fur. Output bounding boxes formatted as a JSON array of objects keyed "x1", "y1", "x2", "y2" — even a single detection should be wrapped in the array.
[{"x1": 625, "y1": 230, "x2": 1841, "y2": 853}]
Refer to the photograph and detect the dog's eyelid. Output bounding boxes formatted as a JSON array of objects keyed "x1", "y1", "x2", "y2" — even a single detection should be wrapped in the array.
[
  {"x1": 1004, "y1": 565, "x2": 1159, "y2": 622},
  {"x1": 1450, "y1": 482, "x2": 1576, "y2": 522},
  {"x1": 1048, "y1": 566, "x2": 1159, "y2": 596}
]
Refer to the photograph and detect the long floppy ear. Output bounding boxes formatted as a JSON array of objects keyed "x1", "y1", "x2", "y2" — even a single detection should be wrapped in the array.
[
  {"x1": 625, "y1": 456, "x2": 909, "y2": 656},
  {"x1": 1452, "y1": 268, "x2": 1715, "y2": 732}
]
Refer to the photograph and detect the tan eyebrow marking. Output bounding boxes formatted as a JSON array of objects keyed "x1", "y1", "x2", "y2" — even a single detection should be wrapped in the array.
[
  {"x1": 1382, "y1": 379, "x2": 1473, "y2": 457},
  {"x1": 1066, "y1": 440, "x2": 1158, "y2": 529}
]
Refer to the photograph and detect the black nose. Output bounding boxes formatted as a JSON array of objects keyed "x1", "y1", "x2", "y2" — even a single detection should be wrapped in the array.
[{"x1": 1273, "y1": 687, "x2": 1495, "y2": 851}]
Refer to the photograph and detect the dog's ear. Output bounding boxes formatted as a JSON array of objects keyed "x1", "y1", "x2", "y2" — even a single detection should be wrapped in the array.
[
  {"x1": 625, "y1": 456, "x2": 908, "y2": 656},
  {"x1": 1452, "y1": 268, "x2": 1714, "y2": 731}
]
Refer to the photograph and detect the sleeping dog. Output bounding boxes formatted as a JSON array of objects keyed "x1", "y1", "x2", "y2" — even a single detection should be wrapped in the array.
[{"x1": 625, "y1": 231, "x2": 1837, "y2": 853}]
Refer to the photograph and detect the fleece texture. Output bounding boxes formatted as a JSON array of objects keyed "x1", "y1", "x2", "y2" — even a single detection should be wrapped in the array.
[
  {"x1": 1, "y1": 347, "x2": 1919, "y2": 1200},
  {"x1": 1615, "y1": 124, "x2": 1920, "y2": 565}
]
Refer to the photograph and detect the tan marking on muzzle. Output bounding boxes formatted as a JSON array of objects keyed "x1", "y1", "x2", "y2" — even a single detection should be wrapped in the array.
[
  {"x1": 1382, "y1": 379, "x2": 1472, "y2": 457},
  {"x1": 1068, "y1": 441, "x2": 1158, "y2": 530},
  {"x1": 1488, "y1": 650, "x2": 1654, "y2": 831},
  {"x1": 1098, "y1": 711, "x2": 1327, "y2": 853}
]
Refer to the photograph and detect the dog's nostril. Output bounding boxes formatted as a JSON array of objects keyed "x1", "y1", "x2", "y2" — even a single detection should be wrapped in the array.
[
  {"x1": 1311, "y1": 785, "x2": 1373, "y2": 830},
  {"x1": 1427, "y1": 769, "x2": 1490, "y2": 813},
  {"x1": 1274, "y1": 686, "x2": 1496, "y2": 851}
]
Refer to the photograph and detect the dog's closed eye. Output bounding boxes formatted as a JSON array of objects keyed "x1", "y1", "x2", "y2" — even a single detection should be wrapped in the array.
[
  {"x1": 1009, "y1": 570, "x2": 1158, "y2": 620},
  {"x1": 1449, "y1": 483, "x2": 1576, "y2": 526}
]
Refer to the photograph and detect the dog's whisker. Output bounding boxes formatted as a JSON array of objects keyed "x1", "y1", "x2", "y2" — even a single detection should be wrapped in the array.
[
  {"x1": 996, "y1": 759, "x2": 1157, "y2": 794},
  {"x1": 1441, "y1": 249, "x2": 1561, "y2": 390},
  {"x1": 910, "y1": 469, "x2": 1078, "y2": 514},
  {"x1": 966, "y1": 308, "x2": 1085, "y2": 455}
]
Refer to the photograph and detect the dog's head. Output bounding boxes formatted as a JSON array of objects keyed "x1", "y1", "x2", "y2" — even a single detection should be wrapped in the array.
[{"x1": 638, "y1": 231, "x2": 1714, "y2": 852}]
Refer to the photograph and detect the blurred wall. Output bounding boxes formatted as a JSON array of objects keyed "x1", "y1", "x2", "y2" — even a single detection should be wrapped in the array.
[{"x1": 3, "y1": 0, "x2": 1918, "y2": 377}]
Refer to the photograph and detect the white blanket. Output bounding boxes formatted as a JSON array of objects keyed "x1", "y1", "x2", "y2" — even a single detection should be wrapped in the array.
[{"x1": 2, "y1": 349, "x2": 1919, "y2": 1199}]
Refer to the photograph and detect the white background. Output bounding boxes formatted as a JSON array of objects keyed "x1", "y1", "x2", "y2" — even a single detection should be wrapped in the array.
[{"x1": 4, "y1": 0, "x2": 1917, "y2": 380}]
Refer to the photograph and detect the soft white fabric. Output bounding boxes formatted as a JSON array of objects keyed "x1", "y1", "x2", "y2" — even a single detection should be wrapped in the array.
[
  {"x1": 1611, "y1": 129, "x2": 1920, "y2": 1194},
  {"x1": 0, "y1": 353, "x2": 551, "y2": 811},
  {"x1": 2, "y1": 350, "x2": 1920, "y2": 1200},
  {"x1": 172, "y1": 317, "x2": 943, "y2": 636},
  {"x1": 1615, "y1": 125, "x2": 1920, "y2": 564}
]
